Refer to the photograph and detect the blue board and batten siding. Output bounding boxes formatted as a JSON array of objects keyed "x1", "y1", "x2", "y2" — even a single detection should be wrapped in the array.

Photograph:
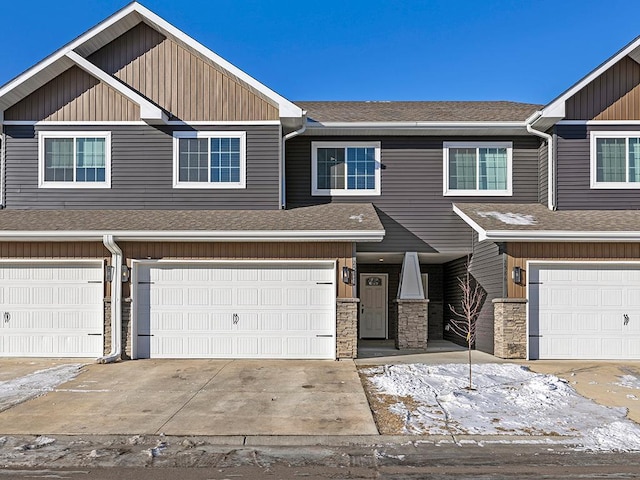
[
  {"x1": 3, "y1": 124, "x2": 281, "y2": 210},
  {"x1": 286, "y1": 135, "x2": 542, "y2": 254},
  {"x1": 556, "y1": 124, "x2": 640, "y2": 210}
]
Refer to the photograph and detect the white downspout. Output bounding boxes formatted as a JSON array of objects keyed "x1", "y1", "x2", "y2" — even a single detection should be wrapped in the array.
[
  {"x1": 98, "y1": 234, "x2": 122, "y2": 364},
  {"x1": 525, "y1": 111, "x2": 555, "y2": 210},
  {"x1": 280, "y1": 112, "x2": 307, "y2": 209}
]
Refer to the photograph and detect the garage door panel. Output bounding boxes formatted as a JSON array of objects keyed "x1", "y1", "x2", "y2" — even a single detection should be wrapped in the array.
[
  {"x1": 578, "y1": 314, "x2": 599, "y2": 331},
  {"x1": 136, "y1": 263, "x2": 336, "y2": 359},
  {"x1": 0, "y1": 263, "x2": 103, "y2": 358},
  {"x1": 530, "y1": 264, "x2": 640, "y2": 360},
  {"x1": 601, "y1": 313, "x2": 624, "y2": 332}
]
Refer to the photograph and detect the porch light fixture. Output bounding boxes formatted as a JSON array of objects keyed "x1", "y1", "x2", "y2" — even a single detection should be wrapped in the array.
[
  {"x1": 121, "y1": 265, "x2": 130, "y2": 283},
  {"x1": 512, "y1": 266, "x2": 523, "y2": 285},
  {"x1": 105, "y1": 265, "x2": 115, "y2": 282},
  {"x1": 342, "y1": 266, "x2": 355, "y2": 285}
]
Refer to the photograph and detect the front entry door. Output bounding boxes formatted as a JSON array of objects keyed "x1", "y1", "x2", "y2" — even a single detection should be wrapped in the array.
[{"x1": 360, "y1": 274, "x2": 388, "y2": 338}]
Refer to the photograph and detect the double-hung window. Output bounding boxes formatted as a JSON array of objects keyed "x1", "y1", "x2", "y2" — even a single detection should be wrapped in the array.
[
  {"x1": 38, "y1": 131, "x2": 111, "y2": 188},
  {"x1": 443, "y1": 142, "x2": 512, "y2": 196},
  {"x1": 173, "y1": 131, "x2": 246, "y2": 189},
  {"x1": 311, "y1": 142, "x2": 381, "y2": 196},
  {"x1": 591, "y1": 131, "x2": 640, "y2": 188}
]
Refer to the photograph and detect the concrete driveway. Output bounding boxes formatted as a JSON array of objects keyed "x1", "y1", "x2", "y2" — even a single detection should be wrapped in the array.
[{"x1": 0, "y1": 359, "x2": 378, "y2": 436}]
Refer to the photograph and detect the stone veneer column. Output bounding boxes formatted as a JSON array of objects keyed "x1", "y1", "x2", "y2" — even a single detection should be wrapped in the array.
[
  {"x1": 336, "y1": 298, "x2": 359, "y2": 359},
  {"x1": 395, "y1": 299, "x2": 429, "y2": 349},
  {"x1": 103, "y1": 299, "x2": 112, "y2": 356},
  {"x1": 121, "y1": 298, "x2": 132, "y2": 360},
  {"x1": 493, "y1": 298, "x2": 527, "y2": 359},
  {"x1": 102, "y1": 297, "x2": 132, "y2": 360}
]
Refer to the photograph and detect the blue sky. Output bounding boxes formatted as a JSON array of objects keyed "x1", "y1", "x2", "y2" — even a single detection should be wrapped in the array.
[{"x1": 1, "y1": 0, "x2": 639, "y2": 105}]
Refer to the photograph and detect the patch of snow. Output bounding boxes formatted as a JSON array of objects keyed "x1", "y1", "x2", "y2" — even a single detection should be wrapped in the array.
[
  {"x1": 578, "y1": 421, "x2": 640, "y2": 452},
  {"x1": 616, "y1": 374, "x2": 640, "y2": 390},
  {"x1": 363, "y1": 363, "x2": 640, "y2": 451},
  {"x1": 0, "y1": 364, "x2": 83, "y2": 412},
  {"x1": 15, "y1": 436, "x2": 56, "y2": 451},
  {"x1": 477, "y1": 211, "x2": 536, "y2": 225},
  {"x1": 349, "y1": 214, "x2": 364, "y2": 223}
]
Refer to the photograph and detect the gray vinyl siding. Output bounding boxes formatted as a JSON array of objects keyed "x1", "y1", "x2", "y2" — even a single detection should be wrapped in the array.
[
  {"x1": 3, "y1": 124, "x2": 280, "y2": 210},
  {"x1": 538, "y1": 139, "x2": 548, "y2": 205},
  {"x1": 556, "y1": 124, "x2": 640, "y2": 209},
  {"x1": 443, "y1": 236, "x2": 504, "y2": 354},
  {"x1": 286, "y1": 135, "x2": 541, "y2": 254}
]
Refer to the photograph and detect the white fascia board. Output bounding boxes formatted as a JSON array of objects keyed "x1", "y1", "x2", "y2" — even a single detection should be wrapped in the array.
[
  {"x1": 133, "y1": 3, "x2": 302, "y2": 119},
  {"x1": 0, "y1": 3, "x2": 140, "y2": 107},
  {"x1": 65, "y1": 51, "x2": 167, "y2": 123},
  {"x1": 0, "y1": 230, "x2": 385, "y2": 242},
  {"x1": 0, "y1": 2, "x2": 301, "y2": 120},
  {"x1": 306, "y1": 121, "x2": 527, "y2": 129},
  {"x1": 483, "y1": 231, "x2": 640, "y2": 242},
  {"x1": 451, "y1": 204, "x2": 489, "y2": 241},
  {"x1": 541, "y1": 35, "x2": 640, "y2": 119}
]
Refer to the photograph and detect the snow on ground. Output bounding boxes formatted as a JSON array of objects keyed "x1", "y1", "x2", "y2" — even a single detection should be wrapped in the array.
[
  {"x1": 363, "y1": 363, "x2": 640, "y2": 452},
  {"x1": 0, "y1": 364, "x2": 84, "y2": 412},
  {"x1": 616, "y1": 374, "x2": 640, "y2": 391}
]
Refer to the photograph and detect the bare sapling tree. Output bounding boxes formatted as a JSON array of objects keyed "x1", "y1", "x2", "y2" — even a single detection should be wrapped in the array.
[{"x1": 448, "y1": 255, "x2": 486, "y2": 390}]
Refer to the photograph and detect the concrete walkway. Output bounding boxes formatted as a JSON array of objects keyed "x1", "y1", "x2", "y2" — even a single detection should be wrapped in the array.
[{"x1": 0, "y1": 359, "x2": 378, "y2": 436}]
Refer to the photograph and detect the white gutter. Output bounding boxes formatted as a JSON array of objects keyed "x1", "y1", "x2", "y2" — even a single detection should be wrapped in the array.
[
  {"x1": 0, "y1": 230, "x2": 385, "y2": 242},
  {"x1": 525, "y1": 111, "x2": 555, "y2": 211},
  {"x1": 97, "y1": 235, "x2": 122, "y2": 364},
  {"x1": 281, "y1": 114, "x2": 307, "y2": 209},
  {"x1": 481, "y1": 230, "x2": 640, "y2": 242},
  {"x1": 306, "y1": 121, "x2": 527, "y2": 128}
]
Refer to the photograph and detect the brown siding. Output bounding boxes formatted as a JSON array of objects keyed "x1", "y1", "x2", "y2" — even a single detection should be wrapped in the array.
[
  {"x1": 0, "y1": 242, "x2": 108, "y2": 258},
  {"x1": 4, "y1": 66, "x2": 140, "y2": 122},
  {"x1": 119, "y1": 241, "x2": 354, "y2": 298},
  {"x1": 566, "y1": 56, "x2": 640, "y2": 121},
  {"x1": 88, "y1": 23, "x2": 279, "y2": 122},
  {"x1": 506, "y1": 242, "x2": 640, "y2": 297}
]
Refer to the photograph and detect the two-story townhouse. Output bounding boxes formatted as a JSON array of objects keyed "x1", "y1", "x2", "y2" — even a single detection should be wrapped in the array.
[
  {"x1": 1, "y1": 2, "x2": 639, "y2": 362},
  {"x1": 0, "y1": 3, "x2": 384, "y2": 361},
  {"x1": 453, "y1": 39, "x2": 640, "y2": 361}
]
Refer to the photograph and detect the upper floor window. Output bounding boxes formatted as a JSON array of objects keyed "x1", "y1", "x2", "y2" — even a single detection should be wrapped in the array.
[
  {"x1": 311, "y1": 142, "x2": 381, "y2": 196},
  {"x1": 173, "y1": 131, "x2": 246, "y2": 189},
  {"x1": 38, "y1": 131, "x2": 111, "y2": 189},
  {"x1": 443, "y1": 142, "x2": 512, "y2": 196},
  {"x1": 591, "y1": 132, "x2": 640, "y2": 188}
]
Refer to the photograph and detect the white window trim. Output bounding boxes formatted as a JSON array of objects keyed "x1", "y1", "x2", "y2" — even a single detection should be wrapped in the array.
[
  {"x1": 38, "y1": 131, "x2": 111, "y2": 189},
  {"x1": 173, "y1": 131, "x2": 246, "y2": 189},
  {"x1": 311, "y1": 141, "x2": 381, "y2": 196},
  {"x1": 590, "y1": 131, "x2": 640, "y2": 189},
  {"x1": 443, "y1": 141, "x2": 513, "y2": 197}
]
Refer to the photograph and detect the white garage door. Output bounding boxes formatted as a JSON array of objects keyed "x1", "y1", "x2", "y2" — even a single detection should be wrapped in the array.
[
  {"x1": 0, "y1": 262, "x2": 104, "y2": 357},
  {"x1": 529, "y1": 264, "x2": 640, "y2": 360},
  {"x1": 134, "y1": 262, "x2": 336, "y2": 359}
]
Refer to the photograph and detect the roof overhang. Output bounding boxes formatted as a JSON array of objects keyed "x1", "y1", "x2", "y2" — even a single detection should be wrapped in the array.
[
  {"x1": 305, "y1": 121, "x2": 530, "y2": 136},
  {"x1": 0, "y1": 2, "x2": 303, "y2": 124},
  {"x1": 453, "y1": 204, "x2": 640, "y2": 242},
  {"x1": 539, "y1": 34, "x2": 640, "y2": 125},
  {"x1": 0, "y1": 230, "x2": 385, "y2": 243}
]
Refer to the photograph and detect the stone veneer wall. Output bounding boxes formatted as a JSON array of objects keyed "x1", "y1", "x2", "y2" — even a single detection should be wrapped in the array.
[
  {"x1": 102, "y1": 297, "x2": 132, "y2": 360},
  {"x1": 336, "y1": 298, "x2": 359, "y2": 359},
  {"x1": 395, "y1": 299, "x2": 429, "y2": 349},
  {"x1": 493, "y1": 298, "x2": 527, "y2": 359}
]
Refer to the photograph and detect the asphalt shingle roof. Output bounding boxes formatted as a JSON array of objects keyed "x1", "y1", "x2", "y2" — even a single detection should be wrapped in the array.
[
  {"x1": 454, "y1": 203, "x2": 640, "y2": 233},
  {"x1": 296, "y1": 101, "x2": 542, "y2": 123},
  {"x1": 0, "y1": 204, "x2": 383, "y2": 232}
]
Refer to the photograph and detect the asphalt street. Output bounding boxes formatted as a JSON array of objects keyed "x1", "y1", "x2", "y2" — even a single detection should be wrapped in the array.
[{"x1": 2, "y1": 438, "x2": 640, "y2": 479}]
